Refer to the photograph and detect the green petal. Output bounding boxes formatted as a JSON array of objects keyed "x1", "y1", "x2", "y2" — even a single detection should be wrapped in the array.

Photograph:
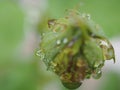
[{"x1": 83, "y1": 40, "x2": 104, "y2": 69}]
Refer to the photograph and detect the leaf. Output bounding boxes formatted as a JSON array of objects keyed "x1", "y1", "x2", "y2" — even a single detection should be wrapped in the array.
[{"x1": 83, "y1": 40, "x2": 104, "y2": 69}]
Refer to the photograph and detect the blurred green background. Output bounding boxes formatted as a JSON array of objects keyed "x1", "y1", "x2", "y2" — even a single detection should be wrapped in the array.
[{"x1": 0, "y1": 0, "x2": 120, "y2": 90}]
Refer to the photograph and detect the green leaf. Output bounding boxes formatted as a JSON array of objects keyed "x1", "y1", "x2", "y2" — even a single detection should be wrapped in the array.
[{"x1": 83, "y1": 40, "x2": 104, "y2": 69}]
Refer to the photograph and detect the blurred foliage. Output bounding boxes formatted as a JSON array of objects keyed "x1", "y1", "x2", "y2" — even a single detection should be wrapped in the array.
[
  {"x1": 0, "y1": 1, "x2": 24, "y2": 58},
  {"x1": 99, "y1": 72, "x2": 120, "y2": 90},
  {"x1": 48, "y1": 0, "x2": 120, "y2": 37}
]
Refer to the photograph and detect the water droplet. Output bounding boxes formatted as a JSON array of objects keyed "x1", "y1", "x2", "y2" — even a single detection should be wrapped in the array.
[
  {"x1": 36, "y1": 50, "x2": 45, "y2": 60},
  {"x1": 86, "y1": 14, "x2": 91, "y2": 20},
  {"x1": 63, "y1": 38, "x2": 68, "y2": 44},
  {"x1": 81, "y1": 13, "x2": 91, "y2": 20},
  {"x1": 56, "y1": 40, "x2": 61, "y2": 45},
  {"x1": 48, "y1": 19, "x2": 56, "y2": 28},
  {"x1": 92, "y1": 69, "x2": 102, "y2": 79},
  {"x1": 100, "y1": 40, "x2": 108, "y2": 46},
  {"x1": 61, "y1": 81, "x2": 82, "y2": 89},
  {"x1": 94, "y1": 61, "x2": 103, "y2": 68},
  {"x1": 48, "y1": 61, "x2": 57, "y2": 72}
]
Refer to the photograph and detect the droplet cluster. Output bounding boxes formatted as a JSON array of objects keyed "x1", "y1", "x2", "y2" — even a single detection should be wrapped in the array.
[{"x1": 37, "y1": 10, "x2": 115, "y2": 89}]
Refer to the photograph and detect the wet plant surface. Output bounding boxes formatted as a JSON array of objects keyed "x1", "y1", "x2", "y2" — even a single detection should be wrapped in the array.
[{"x1": 37, "y1": 10, "x2": 115, "y2": 89}]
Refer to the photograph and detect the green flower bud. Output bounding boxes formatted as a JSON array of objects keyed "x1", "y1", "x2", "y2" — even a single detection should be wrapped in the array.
[{"x1": 37, "y1": 10, "x2": 115, "y2": 89}]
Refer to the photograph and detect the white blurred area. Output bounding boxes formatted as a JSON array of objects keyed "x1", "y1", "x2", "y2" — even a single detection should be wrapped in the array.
[
  {"x1": 103, "y1": 37, "x2": 120, "y2": 74},
  {"x1": 18, "y1": 0, "x2": 47, "y2": 58},
  {"x1": 20, "y1": 0, "x2": 47, "y2": 24},
  {"x1": 17, "y1": 0, "x2": 120, "y2": 90},
  {"x1": 80, "y1": 37, "x2": 120, "y2": 90}
]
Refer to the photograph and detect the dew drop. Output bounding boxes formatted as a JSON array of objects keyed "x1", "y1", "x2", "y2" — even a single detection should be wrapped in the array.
[
  {"x1": 48, "y1": 61, "x2": 57, "y2": 71},
  {"x1": 86, "y1": 14, "x2": 91, "y2": 20},
  {"x1": 94, "y1": 61, "x2": 103, "y2": 68},
  {"x1": 48, "y1": 19, "x2": 56, "y2": 28},
  {"x1": 50, "y1": 61, "x2": 57, "y2": 67},
  {"x1": 81, "y1": 13, "x2": 91, "y2": 20},
  {"x1": 56, "y1": 40, "x2": 61, "y2": 45},
  {"x1": 92, "y1": 69, "x2": 102, "y2": 79},
  {"x1": 100, "y1": 40, "x2": 108, "y2": 46},
  {"x1": 63, "y1": 38, "x2": 68, "y2": 44},
  {"x1": 36, "y1": 50, "x2": 45, "y2": 60},
  {"x1": 61, "y1": 81, "x2": 82, "y2": 89}
]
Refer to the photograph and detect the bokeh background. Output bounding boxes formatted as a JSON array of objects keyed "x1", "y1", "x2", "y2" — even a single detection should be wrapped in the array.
[{"x1": 0, "y1": 0, "x2": 120, "y2": 90}]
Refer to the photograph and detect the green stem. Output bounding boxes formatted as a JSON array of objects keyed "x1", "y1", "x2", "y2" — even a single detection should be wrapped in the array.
[{"x1": 81, "y1": 26, "x2": 90, "y2": 41}]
